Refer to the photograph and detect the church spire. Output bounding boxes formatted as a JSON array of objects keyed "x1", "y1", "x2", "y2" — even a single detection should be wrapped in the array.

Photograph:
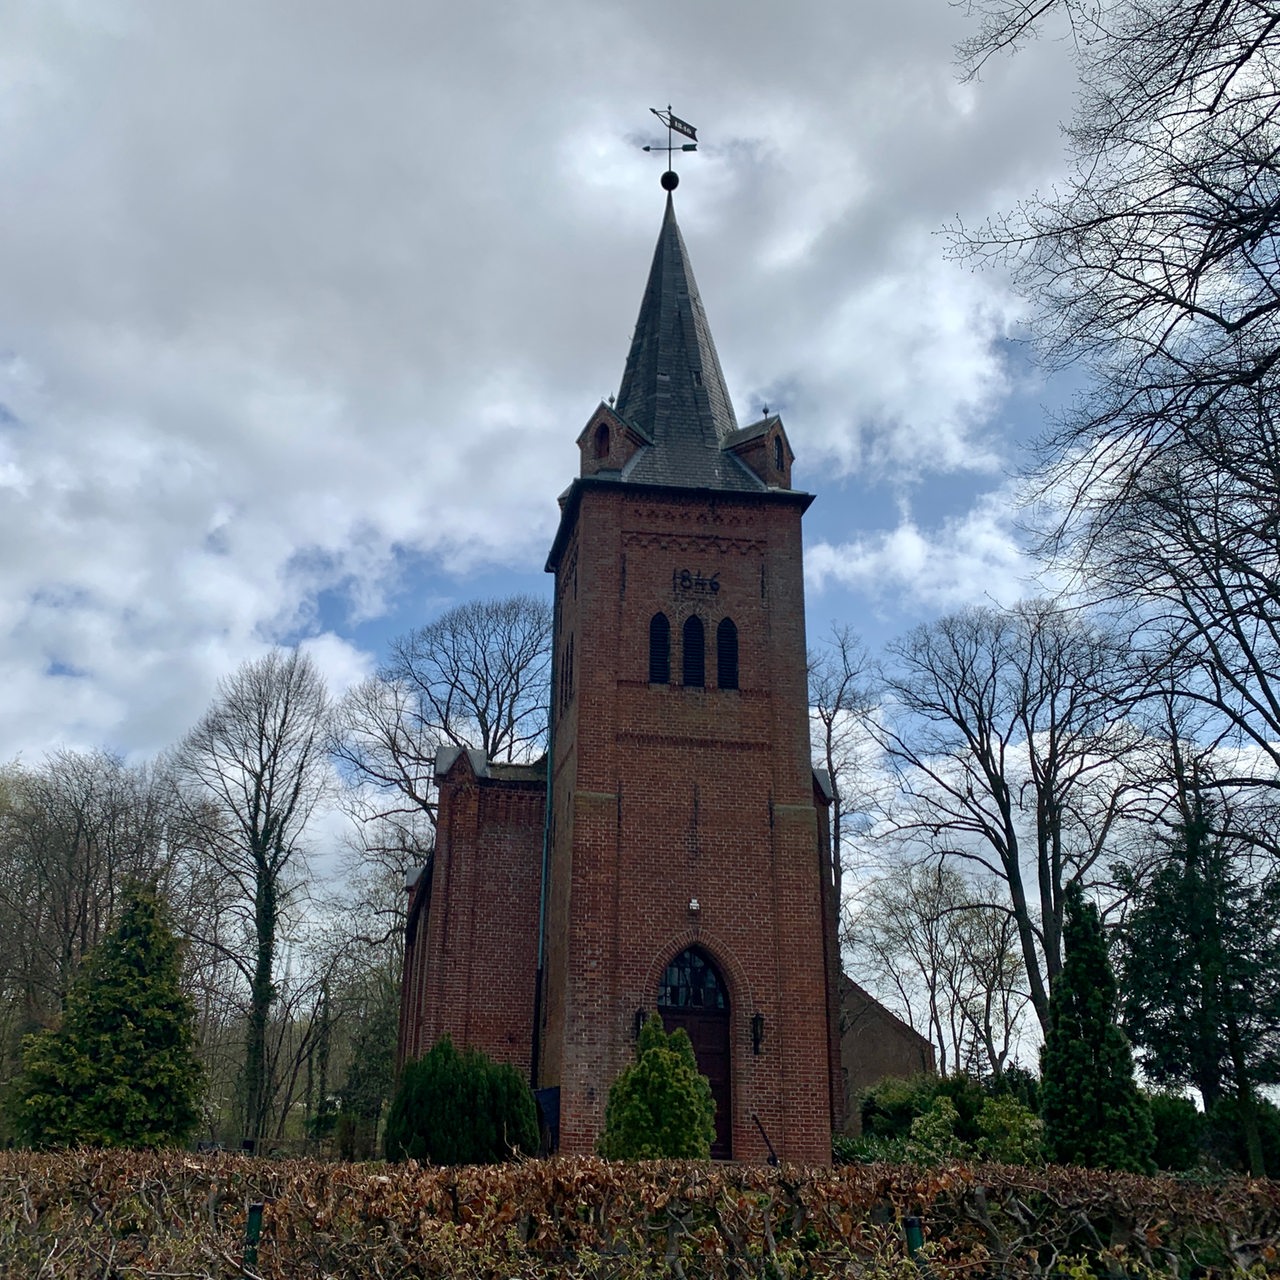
[{"x1": 613, "y1": 194, "x2": 760, "y2": 492}]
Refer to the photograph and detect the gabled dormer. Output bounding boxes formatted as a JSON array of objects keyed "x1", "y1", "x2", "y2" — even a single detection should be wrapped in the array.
[
  {"x1": 575, "y1": 402, "x2": 652, "y2": 478},
  {"x1": 721, "y1": 413, "x2": 795, "y2": 489}
]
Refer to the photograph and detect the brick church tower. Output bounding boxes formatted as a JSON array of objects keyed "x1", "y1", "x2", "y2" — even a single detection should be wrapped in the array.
[{"x1": 399, "y1": 189, "x2": 844, "y2": 1164}]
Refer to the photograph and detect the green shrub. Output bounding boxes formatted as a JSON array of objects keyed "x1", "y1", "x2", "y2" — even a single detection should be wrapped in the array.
[
  {"x1": 985, "y1": 1064, "x2": 1040, "y2": 1113},
  {"x1": 859, "y1": 1072, "x2": 988, "y2": 1145},
  {"x1": 906, "y1": 1096, "x2": 967, "y2": 1161},
  {"x1": 858, "y1": 1075, "x2": 930, "y2": 1140},
  {"x1": 384, "y1": 1036, "x2": 538, "y2": 1165},
  {"x1": 597, "y1": 1014, "x2": 715, "y2": 1159},
  {"x1": 1041, "y1": 885, "x2": 1155, "y2": 1172},
  {"x1": 976, "y1": 1095, "x2": 1043, "y2": 1164},
  {"x1": 831, "y1": 1132, "x2": 861, "y2": 1164},
  {"x1": 844, "y1": 1086, "x2": 1042, "y2": 1166},
  {"x1": 1147, "y1": 1093, "x2": 1203, "y2": 1171}
]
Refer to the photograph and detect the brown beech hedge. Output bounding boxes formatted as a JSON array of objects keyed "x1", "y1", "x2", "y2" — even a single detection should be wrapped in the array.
[{"x1": 1, "y1": 1150, "x2": 1278, "y2": 1278}]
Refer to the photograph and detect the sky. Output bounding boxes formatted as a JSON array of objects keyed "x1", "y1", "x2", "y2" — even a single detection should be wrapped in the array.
[{"x1": 0, "y1": 0, "x2": 1086, "y2": 765}]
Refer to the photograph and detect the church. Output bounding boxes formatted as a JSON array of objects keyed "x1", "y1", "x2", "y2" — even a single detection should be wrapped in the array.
[{"x1": 397, "y1": 175, "x2": 930, "y2": 1163}]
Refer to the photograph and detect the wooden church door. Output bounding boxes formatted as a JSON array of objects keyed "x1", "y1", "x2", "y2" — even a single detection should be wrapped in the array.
[{"x1": 658, "y1": 947, "x2": 732, "y2": 1158}]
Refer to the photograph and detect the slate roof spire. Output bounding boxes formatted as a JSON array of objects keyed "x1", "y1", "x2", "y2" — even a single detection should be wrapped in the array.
[{"x1": 614, "y1": 194, "x2": 762, "y2": 492}]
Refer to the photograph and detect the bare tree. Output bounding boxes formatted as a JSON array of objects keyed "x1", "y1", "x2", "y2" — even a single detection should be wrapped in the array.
[
  {"x1": 333, "y1": 675, "x2": 444, "y2": 829},
  {"x1": 0, "y1": 751, "x2": 178, "y2": 1076},
  {"x1": 383, "y1": 594, "x2": 552, "y2": 762},
  {"x1": 173, "y1": 648, "x2": 330, "y2": 1147},
  {"x1": 953, "y1": 0, "x2": 1280, "y2": 462},
  {"x1": 953, "y1": 0, "x2": 1280, "y2": 822},
  {"x1": 808, "y1": 625, "x2": 877, "y2": 903},
  {"x1": 1090, "y1": 404, "x2": 1280, "y2": 826},
  {"x1": 846, "y1": 861, "x2": 1030, "y2": 1077},
  {"x1": 878, "y1": 600, "x2": 1140, "y2": 1032},
  {"x1": 333, "y1": 593, "x2": 552, "y2": 839}
]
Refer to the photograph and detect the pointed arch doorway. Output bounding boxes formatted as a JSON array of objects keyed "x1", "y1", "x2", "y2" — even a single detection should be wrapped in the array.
[{"x1": 658, "y1": 946, "x2": 732, "y2": 1158}]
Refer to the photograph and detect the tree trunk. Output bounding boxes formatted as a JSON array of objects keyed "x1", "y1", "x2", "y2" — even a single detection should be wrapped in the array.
[
  {"x1": 1227, "y1": 1015, "x2": 1265, "y2": 1177},
  {"x1": 243, "y1": 866, "x2": 277, "y2": 1149}
]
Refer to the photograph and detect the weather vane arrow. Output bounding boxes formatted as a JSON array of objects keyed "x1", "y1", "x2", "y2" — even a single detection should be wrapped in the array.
[{"x1": 641, "y1": 105, "x2": 698, "y2": 190}]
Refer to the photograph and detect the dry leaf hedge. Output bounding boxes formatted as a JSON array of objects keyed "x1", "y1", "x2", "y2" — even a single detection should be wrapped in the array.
[{"x1": 1, "y1": 1150, "x2": 1277, "y2": 1278}]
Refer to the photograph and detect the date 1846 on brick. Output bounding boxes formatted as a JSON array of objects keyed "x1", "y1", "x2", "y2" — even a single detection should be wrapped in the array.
[{"x1": 672, "y1": 568, "x2": 720, "y2": 595}]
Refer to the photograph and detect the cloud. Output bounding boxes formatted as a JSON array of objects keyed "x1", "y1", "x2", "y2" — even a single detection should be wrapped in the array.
[{"x1": 806, "y1": 485, "x2": 1047, "y2": 615}]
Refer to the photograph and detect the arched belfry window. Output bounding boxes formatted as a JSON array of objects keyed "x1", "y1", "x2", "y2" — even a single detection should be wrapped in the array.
[
  {"x1": 658, "y1": 947, "x2": 727, "y2": 1011},
  {"x1": 682, "y1": 615, "x2": 705, "y2": 687},
  {"x1": 716, "y1": 618, "x2": 739, "y2": 690},
  {"x1": 649, "y1": 612, "x2": 670, "y2": 684},
  {"x1": 595, "y1": 423, "x2": 610, "y2": 459},
  {"x1": 773, "y1": 435, "x2": 784, "y2": 471}
]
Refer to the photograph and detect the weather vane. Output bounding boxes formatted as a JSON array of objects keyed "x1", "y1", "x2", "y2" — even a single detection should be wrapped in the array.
[{"x1": 643, "y1": 105, "x2": 698, "y2": 191}]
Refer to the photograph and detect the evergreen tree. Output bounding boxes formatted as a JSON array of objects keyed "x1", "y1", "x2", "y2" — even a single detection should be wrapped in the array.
[
  {"x1": 1040, "y1": 883, "x2": 1154, "y2": 1171},
  {"x1": 8, "y1": 882, "x2": 204, "y2": 1148},
  {"x1": 597, "y1": 1014, "x2": 716, "y2": 1159},
  {"x1": 1118, "y1": 798, "x2": 1280, "y2": 1175},
  {"x1": 383, "y1": 1035, "x2": 538, "y2": 1164}
]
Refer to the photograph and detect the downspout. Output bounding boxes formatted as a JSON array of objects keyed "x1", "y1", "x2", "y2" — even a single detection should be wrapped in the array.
[{"x1": 530, "y1": 592, "x2": 558, "y2": 1087}]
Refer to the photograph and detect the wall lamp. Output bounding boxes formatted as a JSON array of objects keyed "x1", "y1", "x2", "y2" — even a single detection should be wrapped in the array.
[
  {"x1": 751, "y1": 1011, "x2": 765, "y2": 1056},
  {"x1": 634, "y1": 1007, "x2": 647, "y2": 1040}
]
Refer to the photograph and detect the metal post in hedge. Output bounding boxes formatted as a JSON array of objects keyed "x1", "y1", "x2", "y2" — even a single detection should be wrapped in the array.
[{"x1": 244, "y1": 1201, "x2": 264, "y2": 1269}]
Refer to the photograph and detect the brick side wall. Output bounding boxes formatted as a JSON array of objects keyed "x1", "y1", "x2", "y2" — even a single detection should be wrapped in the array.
[{"x1": 399, "y1": 764, "x2": 544, "y2": 1072}]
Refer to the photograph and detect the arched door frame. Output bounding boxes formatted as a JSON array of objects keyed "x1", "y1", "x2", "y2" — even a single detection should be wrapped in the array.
[{"x1": 653, "y1": 941, "x2": 737, "y2": 1158}]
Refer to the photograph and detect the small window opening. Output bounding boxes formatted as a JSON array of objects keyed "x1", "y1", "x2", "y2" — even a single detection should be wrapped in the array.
[
  {"x1": 693, "y1": 370, "x2": 703, "y2": 386},
  {"x1": 594, "y1": 423, "x2": 610, "y2": 459},
  {"x1": 716, "y1": 618, "x2": 739, "y2": 690},
  {"x1": 683, "y1": 615, "x2": 705, "y2": 688},
  {"x1": 773, "y1": 435, "x2": 784, "y2": 471},
  {"x1": 649, "y1": 613, "x2": 670, "y2": 684}
]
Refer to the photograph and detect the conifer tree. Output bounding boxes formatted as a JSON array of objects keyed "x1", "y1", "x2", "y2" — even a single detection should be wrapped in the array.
[
  {"x1": 9, "y1": 882, "x2": 203, "y2": 1148},
  {"x1": 1040, "y1": 883, "x2": 1153, "y2": 1171},
  {"x1": 597, "y1": 1014, "x2": 716, "y2": 1159},
  {"x1": 1118, "y1": 796, "x2": 1280, "y2": 1176}
]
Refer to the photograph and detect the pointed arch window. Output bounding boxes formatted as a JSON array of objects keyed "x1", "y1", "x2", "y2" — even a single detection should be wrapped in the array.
[
  {"x1": 594, "y1": 422, "x2": 610, "y2": 459},
  {"x1": 773, "y1": 435, "x2": 784, "y2": 471},
  {"x1": 716, "y1": 618, "x2": 739, "y2": 690},
  {"x1": 649, "y1": 612, "x2": 670, "y2": 684},
  {"x1": 682, "y1": 615, "x2": 705, "y2": 688},
  {"x1": 658, "y1": 946, "x2": 727, "y2": 1011}
]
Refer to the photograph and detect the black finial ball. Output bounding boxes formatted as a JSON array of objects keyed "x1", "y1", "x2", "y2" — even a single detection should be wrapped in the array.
[{"x1": 661, "y1": 170, "x2": 679, "y2": 191}]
